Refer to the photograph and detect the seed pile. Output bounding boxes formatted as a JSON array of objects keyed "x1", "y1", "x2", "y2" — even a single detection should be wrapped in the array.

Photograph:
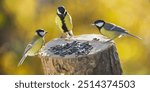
[{"x1": 49, "y1": 41, "x2": 93, "y2": 57}]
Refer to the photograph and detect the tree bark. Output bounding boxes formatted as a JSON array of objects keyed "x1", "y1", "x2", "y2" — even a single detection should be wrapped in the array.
[{"x1": 39, "y1": 34, "x2": 122, "y2": 75}]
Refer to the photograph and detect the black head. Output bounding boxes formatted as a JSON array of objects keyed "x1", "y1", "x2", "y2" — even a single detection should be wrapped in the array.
[
  {"x1": 36, "y1": 29, "x2": 47, "y2": 37},
  {"x1": 92, "y1": 20, "x2": 105, "y2": 30},
  {"x1": 57, "y1": 6, "x2": 66, "y2": 15}
]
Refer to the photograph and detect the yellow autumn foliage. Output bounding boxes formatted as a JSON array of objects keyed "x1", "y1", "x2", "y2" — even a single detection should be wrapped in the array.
[{"x1": 0, "y1": 0, "x2": 150, "y2": 74}]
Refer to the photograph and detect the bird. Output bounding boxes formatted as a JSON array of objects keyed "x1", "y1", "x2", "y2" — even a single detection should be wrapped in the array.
[
  {"x1": 17, "y1": 29, "x2": 47, "y2": 67},
  {"x1": 92, "y1": 20, "x2": 142, "y2": 42},
  {"x1": 55, "y1": 6, "x2": 73, "y2": 38}
]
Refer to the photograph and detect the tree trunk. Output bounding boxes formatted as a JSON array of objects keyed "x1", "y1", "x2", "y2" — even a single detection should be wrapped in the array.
[{"x1": 39, "y1": 34, "x2": 122, "y2": 75}]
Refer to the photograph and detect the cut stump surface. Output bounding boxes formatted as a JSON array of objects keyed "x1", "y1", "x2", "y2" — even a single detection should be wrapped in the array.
[{"x1": 39, "y1": 34, "x2": 122, "y2": 75}]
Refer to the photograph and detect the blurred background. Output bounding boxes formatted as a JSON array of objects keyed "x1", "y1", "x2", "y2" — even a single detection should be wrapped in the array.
[{"x1": 0, "y1": 0, "x2": 150, "y2": 74}]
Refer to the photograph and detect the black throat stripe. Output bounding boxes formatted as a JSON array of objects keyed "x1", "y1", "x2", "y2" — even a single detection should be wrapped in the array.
[{"x1": 57, "y1": 12, "x2": 69, "y2": 33}]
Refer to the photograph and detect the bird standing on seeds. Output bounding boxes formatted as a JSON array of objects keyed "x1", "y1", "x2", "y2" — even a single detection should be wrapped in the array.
[
  {"x1": 18, "y1": 29, "x2": 47, "y2": 67},
  {"x1": 92, "y1": 20, "x2": 142, "y2": 42},
  {"x1": 55, "y1": 6, "x2": 73, "y2": 38}
]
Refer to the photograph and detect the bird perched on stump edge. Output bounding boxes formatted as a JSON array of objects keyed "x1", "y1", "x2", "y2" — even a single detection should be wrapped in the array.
[
  {"x1": 92, "y1": 20, "x2": 142, "y2": 42},
  {"x1": 18, "y1": 29, "x2": 47, "y2": 67},
  {"x1": 55, "y1": 6, "x2": 73, "y2": 38}
]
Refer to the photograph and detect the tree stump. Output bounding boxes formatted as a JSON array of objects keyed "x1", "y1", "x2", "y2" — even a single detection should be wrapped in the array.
[{"x1": 39, "y1": 34, "x2": 122, "y2": 75}]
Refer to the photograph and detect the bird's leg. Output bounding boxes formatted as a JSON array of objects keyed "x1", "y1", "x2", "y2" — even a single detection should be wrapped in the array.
[
  {"x1": 64, "y1": 32, "x2": 73, "y2": 41},
  {"x1": 106, "y1": 38, "x2": 114, "y2": 42}
]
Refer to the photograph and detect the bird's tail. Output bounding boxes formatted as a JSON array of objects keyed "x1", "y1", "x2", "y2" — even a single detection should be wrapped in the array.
[
  {"x1": 126, "y1": 32, "x2": 142, "y2": 40},
  {"x1": 17, "y1": 55, "x2": 27, "y2": 67}
]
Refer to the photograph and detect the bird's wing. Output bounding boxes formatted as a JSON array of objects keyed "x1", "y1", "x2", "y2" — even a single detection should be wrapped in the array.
[
  {"x1": 22, "y1": 44, "x2": 33, "y2": 56},
  {"x1": 22, "y1": 36, "x2": 37, "y2": 56},
  {"x1": 55, "y1": 16, "x2": 59, "y2": 26},
  {"x1": 104, "y1": 23, "x2": 126, "y2": 33},
  {"x1": 55, "y1": 15, "x2": 64, "y2": 33},
  {"x1": 18, "y1": 41, "x2": 34, "y2": 67},
  {"x1": 104, "y1": 23, "x2": 142, "y2": 39}
]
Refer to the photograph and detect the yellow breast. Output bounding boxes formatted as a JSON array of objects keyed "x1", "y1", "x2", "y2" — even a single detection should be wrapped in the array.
[
  {"x1": 55, "y1": 13, "x2": 73, "y2": 33},
  {"x1": 64, "y1": 13, "x2": 73, "y2": 31},
  {"x1": 55, "y1": 16, "x2": 64, "y2": 33},
  {"x1": 101, "y1": 28, "x2": 120, "y2": 39}
]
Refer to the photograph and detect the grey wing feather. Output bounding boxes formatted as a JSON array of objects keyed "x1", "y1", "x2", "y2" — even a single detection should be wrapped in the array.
[
  {"x1": 18, "y1": 36, "x2": 38, "y2": 67},
  {"x1": 104, "y1": 23, "x2": 114, "y2": 30},
  {"x1": 22, "y1": 44, "x2": 33, "y2": 56},
  {"x1": 104, "y1": 23, "x2": 126, "y2": 33},
  {"x1": 104, "y1": 23, "x2": 142, "y2": 39},
  {"x1": 22, "y1": 36, "x2": 37, "y2": 56}
]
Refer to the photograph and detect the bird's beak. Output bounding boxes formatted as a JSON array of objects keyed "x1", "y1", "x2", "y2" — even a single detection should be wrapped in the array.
[
  {"x1": 45, "y1": 31, "x2": 48, "y2": 34},
  {"x1": 91, "y1": 23, "x2": 95, "y2": 26}
]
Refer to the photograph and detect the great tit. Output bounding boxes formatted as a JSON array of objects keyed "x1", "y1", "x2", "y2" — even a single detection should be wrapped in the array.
[
  {"x1": 92, "y1": 20, "x2": 141, "y2": 41},
  {"x1": 55, "y1": 6, "x2": 73, "y2": 38},
  {"x1": 18, "y1": 29, "x2": 47, "y2": 67}
]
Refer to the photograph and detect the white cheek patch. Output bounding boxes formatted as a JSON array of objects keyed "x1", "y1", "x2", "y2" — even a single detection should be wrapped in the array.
[
  {"x1": 57, "y1": 9, "x2": 62, "y2": 14},
  {"x1": 39, "y1": 32, "x2": 45, "y2": 36},
  {"x1": 96, "y1": 22, "x2": 104, "y2": 27}
]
